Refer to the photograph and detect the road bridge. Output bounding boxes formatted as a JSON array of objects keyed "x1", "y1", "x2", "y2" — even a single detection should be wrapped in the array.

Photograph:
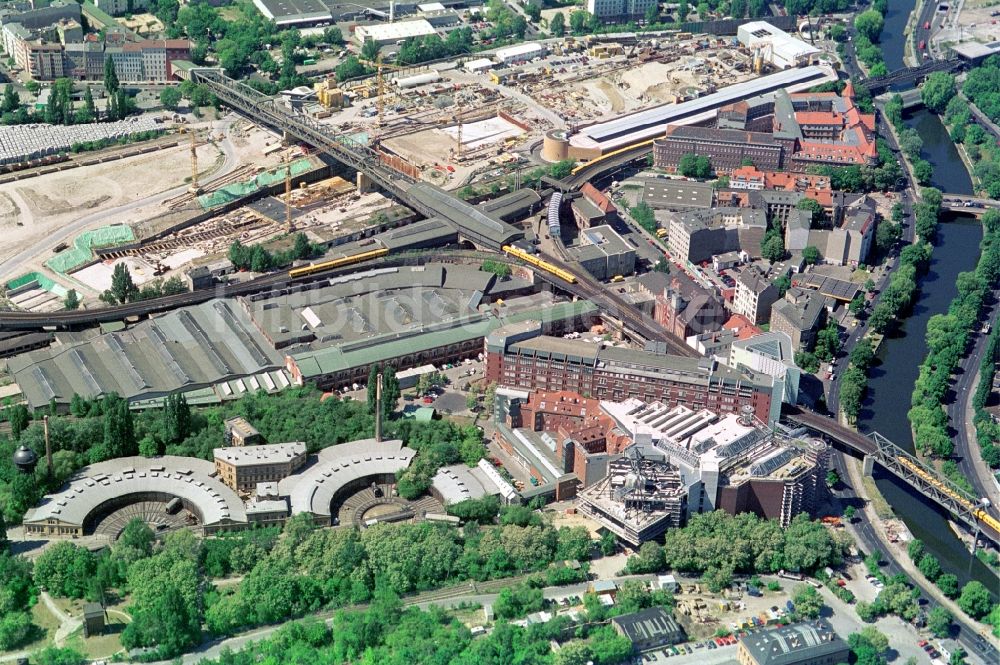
[
  {"x1": 861, "y1": 59, "x2": 963, "y2": 94},
  {"x1": 939, "y1": 194, "x2": 1000, "y2": 216},
  {"x1": 190, "y1": 70, "x2": 523, "y2": 251},
  {"x1": 786, "y1": 407, "x2": 1000, "y2": 545}
]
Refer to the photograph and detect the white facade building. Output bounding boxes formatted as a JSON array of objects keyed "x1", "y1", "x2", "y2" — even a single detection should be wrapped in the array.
[
  {"x1": 354, "y1": 19, "x2": 436, "y2": 46},
  {"x1": 493, "y1": 42, "x2": 546, "y2": 64},
  {"x1": 729, "y1": 331, "x2": 800, "y2": 407},
  {"x1": 737, "y1": 21, "x2": 821, "y2": 69}
]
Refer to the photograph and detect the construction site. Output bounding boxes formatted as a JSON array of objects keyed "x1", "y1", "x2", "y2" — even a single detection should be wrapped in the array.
[{"x1": 0, "y1": 25, "x2": 828, "y2": 313}]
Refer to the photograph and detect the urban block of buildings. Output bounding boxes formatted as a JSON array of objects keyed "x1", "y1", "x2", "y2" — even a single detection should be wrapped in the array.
[
  {"x1": 489, "y1": 376, "x2": 826, "y2": 540},
  {"x1": 485, "y1": 323, "x2": 779, "y2": 425},
  {"x1": 653, "y1": 84, "x2": 878, "y2": 174},
  {"x1": 214, "y1": 442, "x2": 308, "y2": 491},
  {"x1": 0, "y1": 2, "x2": 191, "y2": 81}
]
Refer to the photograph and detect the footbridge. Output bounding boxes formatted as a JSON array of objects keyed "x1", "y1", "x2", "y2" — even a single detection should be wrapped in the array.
[
  {"x1": 190, "y1": 70, "x2": 523, "y2": 250},
  {"x1": 786, "y1": 407, "x2": 1000, "y2": 544}
]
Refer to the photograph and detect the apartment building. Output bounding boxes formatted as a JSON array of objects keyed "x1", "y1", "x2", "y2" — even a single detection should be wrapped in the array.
[
  {"x1": 586, "y1": 0, "x2": 658, "y2": 21},
  {"x1": 733, "y1": 267, "x2": 781, "y2": 325}
]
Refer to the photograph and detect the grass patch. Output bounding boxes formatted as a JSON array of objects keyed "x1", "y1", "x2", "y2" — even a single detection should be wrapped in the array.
[{"x1": 860, "y1": 475, "x2": 894, "y2": 519}]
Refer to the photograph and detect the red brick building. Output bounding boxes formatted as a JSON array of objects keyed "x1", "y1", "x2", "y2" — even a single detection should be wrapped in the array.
[{"x1": 485, "y1": 326, "x2": 777, "y2": 425}]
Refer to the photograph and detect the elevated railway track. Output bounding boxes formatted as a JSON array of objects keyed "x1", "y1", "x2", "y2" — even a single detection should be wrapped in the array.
[{"x1": 786, "y1": 407, "x2": 1000, "y2": 545}]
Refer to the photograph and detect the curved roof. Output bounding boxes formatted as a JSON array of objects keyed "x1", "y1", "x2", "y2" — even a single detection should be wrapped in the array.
[
  {"x1": 23, "y1": 456, "x2": 246, "y2": 528},
  {"x1": 281, "y1": 439, "x2": 415, "y2": 518}
]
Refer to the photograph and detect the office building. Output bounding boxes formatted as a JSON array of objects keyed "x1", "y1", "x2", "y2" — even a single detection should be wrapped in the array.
[
  {"x1": 600, "y1": 401, "x2": 829, "y2": 525},
  {"x1": 653, "y1": 274, "x2": 727, "y2": 341},
  {"x1": 654, "y1": 125, "x2": 786, "y2": 174},
  {"x1": 736, "y1": 21, "x2": 821, "y2": 69},
  {"x1": 485, "y1": 324, "x2": 776, "y2": 424},
  {"x1": 729, "y1": 331, "x2": 800, "y2": 406},
  {"x1": 565, "y1": 225, "x2": 636, "y2": 280},
  {"x1": 576, "y1": 447, "x2": 687, "y2": 545},
  {"x1": 214, "y1": 442, "x2": 307, "y2": 491},
  {"x1": 355, "y1": 20, "x2": 436, "y2": 46},
  {"x1": 736, "y1": 620, "x2": 849, "y2": 665}
]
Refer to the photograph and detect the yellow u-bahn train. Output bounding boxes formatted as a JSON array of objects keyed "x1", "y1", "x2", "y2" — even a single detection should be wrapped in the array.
[
  {"x1": 288, "y1": 247, "x2": 389, "y2": 279},
  {"x1": 897, "y1": 456, "x2": 1000, "y2": 534},
  {"x1": 501, "y1": 245, "x2": 577, "y2": 284}
]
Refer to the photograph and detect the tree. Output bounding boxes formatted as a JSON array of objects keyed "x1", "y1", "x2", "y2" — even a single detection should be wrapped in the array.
[
  {"x1": 361, "y1": 38, "x2": 380, "y2": 62},
  {"x1": 843, "y1": 505, "x2": 856, "y2": 521},
  {"x1": 525, "y1": 2, "x2": 541, "y2": 22},
  {"x1": 917, "y1": 553, "x2": 942, "y2": 581},
  {"x1": 761, "y1": 231, "x2": 785, "y2": 263},
  {"x1": 854, "y1": 10, "x2": 884, "y2": 43},
  {"x1": 63, "y1": 289, "x2": 80, "y2": 310},
  {"x1": 927, "y1": 606, "x2": 953, "y2": 638},
  {"x1": 104, "y1": 58, "x2": 120, "y2": 96},
  {"x1": 645, "y1": 1, "x2": 659, "y2": 23},
  {"x1": 102, "y1": 392, "x2": 137, "y2": 459},
  {"x1": 936, "y1": 573, "x2": 959, "y2": 598},
  {"x1": 791, "y1": 584, "x2": 824, "y2": 618},
  {"x1": 8, "y1": 405, "x2": 29, "y2": 441},
  {"x1": 550, "y1": 12, "x2": 565, "y2": 36},
  {"x1": 160, "y1": 86, "x2": 182, "y2": 111},
  {"x1": 1, "y1": 84, "x2": 18, "y2": 113},
  {"x1": 162, "y1": 276, "x2": 187, "y2": 296},
  {"x1": 678, "y1": 153, "x2": 711, "y2": 178},
  {"x1": 569, "y1": 9, "x2": 590, "y2": 34},
  {"x1": 796, "y1": 197, "x2": 824, "y2": 222},
  {"x1": 163, "y1": 393, "x2": 191, "y2": 442},
  {"x1": 366, "y1": 364, "x2": 381, "y2": 413},
  {"x1": 921, "y1": 72, "x2": 957, "y2": 114},
  {"x1": 34, "y1": 542, "x2": 96, "y2": 599},
  {"x1": 108, "y1": 263, "x2": 138, "y2": 304},
  {"x1": 957, "y1": 581, "x2": 992, "y2": 619},
  {"x1": 913, "y1": 159, "x2": 934, "y2": 186},
  {"x1": 774, "y1": 273, "x2": 792, "y2": 297},
  {"x1": 802, "y1": 245, "x2": 821, "y2": 265}
]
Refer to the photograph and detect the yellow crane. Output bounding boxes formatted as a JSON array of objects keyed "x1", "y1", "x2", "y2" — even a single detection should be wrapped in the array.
[{"x1": 361, "y1": 54, "x2": 409, "y2": 129}]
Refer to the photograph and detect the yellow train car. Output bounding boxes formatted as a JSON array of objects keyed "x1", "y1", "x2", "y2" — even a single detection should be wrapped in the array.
[
  {"x1": 897, "y1": 456, "x2": 1000, "y2": 534},
  {"x1": 288, "y1": 247, "x2": 389, "y2": 279},
  {"x1": 501, "y1": 245, "x2": 577, "y2": 284}
]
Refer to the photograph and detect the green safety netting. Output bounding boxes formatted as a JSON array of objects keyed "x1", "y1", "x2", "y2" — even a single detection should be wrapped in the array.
[
  {"x1": 198, "y1": 158, "x2": 314, "y2": 209},
  {"x1": 44, "y1": 225, "x2": 135, "y2": 274},
  {"x1": 6, "y1": 272, "x2": 68, "y2": 297}
]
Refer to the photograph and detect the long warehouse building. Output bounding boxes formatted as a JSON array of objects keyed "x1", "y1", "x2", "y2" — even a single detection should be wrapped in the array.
[{"x1": 557, "y1": 65, "x2": 837, "y2": 160}]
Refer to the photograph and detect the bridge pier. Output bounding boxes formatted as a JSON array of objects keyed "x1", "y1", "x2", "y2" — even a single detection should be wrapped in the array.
[
  {"x1": 862, "y1": 455, "x2": 875, "y2": 477},
  {"x1": 281, "y1": 129, "x2": 291, "y2": 147},
  {"x1": 357, "y1": 171, "x2": 374, "y2": 194}
]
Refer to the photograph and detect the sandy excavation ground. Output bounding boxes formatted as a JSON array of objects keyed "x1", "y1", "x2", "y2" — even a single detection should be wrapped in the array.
[
  {"x1": 578, "y1": 61, "x2": 713, "y2": 118},
  {"x1": 0, "y1": 140, "x2": 223, "y2": 276}
]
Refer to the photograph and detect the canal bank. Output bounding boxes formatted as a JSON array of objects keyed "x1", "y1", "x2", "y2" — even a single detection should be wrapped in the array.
[{"x1": 853, "y1": 0, "x2": 996, "y2": 587}]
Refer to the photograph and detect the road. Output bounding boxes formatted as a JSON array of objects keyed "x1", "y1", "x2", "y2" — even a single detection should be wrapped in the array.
[
  {"x1": 831, "y1": 453, "x2": 999, "y2": 664},
  {"x1": 947, "y1": 286, "x2": 1000, "y2": 509},
  {"x1": 0, "y1": 113, "x2": 241, "y2": 281}
]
